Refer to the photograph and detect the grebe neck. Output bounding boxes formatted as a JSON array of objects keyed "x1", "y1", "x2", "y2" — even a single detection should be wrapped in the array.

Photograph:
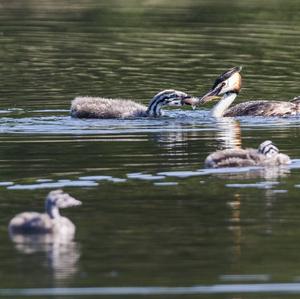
[
  {"x1": 211, "y1": 92, "x2": 237, "y2": 118},
  {"x1": 146, "y1": 96, "x2": 166, "y2": 117},
  {"x1": 46, "y1": 200, "x2": 61, "y2": 219}
]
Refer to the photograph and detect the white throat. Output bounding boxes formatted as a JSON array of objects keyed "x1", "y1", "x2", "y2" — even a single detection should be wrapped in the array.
[{"x1": 211, "y1": 93, "x2": 237, "y2": 118}]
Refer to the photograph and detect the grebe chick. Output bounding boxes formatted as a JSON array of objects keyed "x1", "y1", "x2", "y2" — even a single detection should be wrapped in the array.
[
  {"x1": 183, "y1": 66, "x2": 300, "y2": 117},
  {"x1": 70, "y1": 89, "x2": 193, "y2": 119},
  {"x1": 8, "y1": 190, "x2": 81, "y2": 240},
  {"x1": 205, "y1": 140, "x2": 291, "y2": 168}
]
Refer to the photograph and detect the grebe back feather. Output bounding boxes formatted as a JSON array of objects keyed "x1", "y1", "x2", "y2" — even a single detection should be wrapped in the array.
[
  {"x1": 205, "y1": 140, "x2": 290, "y2": 168},
  {"x1": 71, "y1": 89, "x2": 192, "y2": 119}
]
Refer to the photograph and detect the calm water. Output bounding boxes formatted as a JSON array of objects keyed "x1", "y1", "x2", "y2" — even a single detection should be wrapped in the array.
[{"x1": 1, "y1": 0, "x2": 300, "y2": 298}]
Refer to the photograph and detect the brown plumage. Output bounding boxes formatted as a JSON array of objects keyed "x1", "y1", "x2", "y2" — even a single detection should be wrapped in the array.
[
  {"x1": 183, "y1": 66, "x2": 300, "y2": 117},
  {"x1": 224, "y1": 97, "x2": 300, "y2": 117},
  {"x1": 205, "y1": 140, "x2": 291, "y2": 168}
]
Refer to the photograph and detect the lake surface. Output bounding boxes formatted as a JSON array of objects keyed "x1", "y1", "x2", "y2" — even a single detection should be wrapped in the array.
[{"x1": 1, "y1": 0, "x2": 300, "y2": 298}]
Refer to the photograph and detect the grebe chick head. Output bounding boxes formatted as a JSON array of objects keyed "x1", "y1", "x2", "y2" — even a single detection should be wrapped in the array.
[
  {"x1": 183, "y1": 66, "x2": 242, "y2": 107},
  {"x1": 146, "y1": 89, "x2": 193, "y2": 116},
  {"x1": 258, "y1": 140, "x2": 279, "y2": 157},
  {"x1": 46, "y1": 190, "x2": 81, "y2": 216}
]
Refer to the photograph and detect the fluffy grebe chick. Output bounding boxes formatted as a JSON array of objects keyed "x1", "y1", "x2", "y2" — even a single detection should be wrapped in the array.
[
  {"x1": 183, "y1": 66, "x2": 300, "y2": 117},
  {"x1": 205, "y1": 140, "x2": 291, "y2": 168},
  {"x1": 8, "y1": 190, "x2": 81, "y2": 239},
  {"x1": 70, "y1": 89, "x2": 193, "y2": 119}
]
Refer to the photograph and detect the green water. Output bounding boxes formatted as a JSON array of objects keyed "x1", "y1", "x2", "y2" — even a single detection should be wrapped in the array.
[{"x1": 1, "y1": 0, "x2": 300, "y2": 298}]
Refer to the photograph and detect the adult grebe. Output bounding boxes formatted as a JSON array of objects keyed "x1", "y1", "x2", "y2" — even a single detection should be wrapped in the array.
[
  {"x1": 205, "y1": 140, "x2": 291, "y2": 168},
  {"x1": 70, "y1": 89, "x2": 193, "y2": 118},
  {"x1": 184, "y1": 66, "x2": 300, "y2": 117},
  {"x1": 8, "y1": 190, "x2": 81, "y2": 240}
]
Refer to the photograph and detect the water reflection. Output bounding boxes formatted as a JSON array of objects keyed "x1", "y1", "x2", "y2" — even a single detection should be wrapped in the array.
[
  {"x1": 215, "y1": 118, "x2": 241, "y2": 149},
  {"x1": 225, "y1": 190, "x2": 283, "y2": 277},
  {"x1": 11, "y1": 235, "x2": 80, "y2": 283},
  {"x1": 220, "y1": 166, "x2": 290, "y2": 181},
  {"x1": 154, "y1": 130, "x2": 189, "y2": 150},
  {"x1": 160, "y1": 164, "x2": 291, "y2": 181},
  {"x1": 226, "y1": 194, "x2": 242, "y2": 268},
  {"x1": 150, "y1": 116, "x2": 241, "y2": 157}
]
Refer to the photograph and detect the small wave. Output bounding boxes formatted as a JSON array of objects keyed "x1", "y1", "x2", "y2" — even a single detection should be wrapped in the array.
[
  {"x1": 1, "y1": 108, "x2": 300, "y2": 136},
  {"x1": 226, "y1": 181, "x2": 280, "y2": 189},
  {"x1": 79, "y1": 175, "x2": 126, "y2": 183},
  {"x1": 2, "y1": 283, "x2": 300, "y2": 296},
  {"x1": 7, "y1": 180, "x2": 98, "y2": 190},
  {"x1": 127, "y1": 172, "x2": 165, "y2": 181}
]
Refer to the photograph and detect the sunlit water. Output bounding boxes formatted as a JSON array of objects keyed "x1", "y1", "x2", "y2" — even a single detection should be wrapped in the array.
[{"x1": 1, "y1": 0, "x2": 300, "y2": 298}]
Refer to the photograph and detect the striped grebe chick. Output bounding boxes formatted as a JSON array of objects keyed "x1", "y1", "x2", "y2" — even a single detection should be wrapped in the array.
[
  {"x1": 205, "y1": 140, "x2": 291, "y2": 168},
  {"x1": 183, "y1": 66, "x2": 300, "y2": 117},
  {"x1": 70, "y1": 89, "x2": 193, "y2": 119},
  {"x1": 8, "y1": 190, "x2": 81, "y2": 240}
]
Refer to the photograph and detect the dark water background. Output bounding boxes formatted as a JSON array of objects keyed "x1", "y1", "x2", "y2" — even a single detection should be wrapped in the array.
[{"x1": 1, "y1": 0, "x2": 300, "y2": 298}]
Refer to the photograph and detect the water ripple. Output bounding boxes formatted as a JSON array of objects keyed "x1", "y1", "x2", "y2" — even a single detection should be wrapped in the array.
[
  {"x1": 3, "y1": 283, "x2": 300, "y2": 296},
  {"x1": 2, "y1": 109, "x2": 300, "y2": 136}
]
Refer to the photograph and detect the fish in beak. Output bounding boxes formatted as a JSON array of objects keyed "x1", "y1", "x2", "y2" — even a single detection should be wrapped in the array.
[
  {"x1": 181, "y1": 92, "x2": 221, "y2": 109},
  {"x1": 181, "y1": 96, "x2": 202, "y2": 110}
]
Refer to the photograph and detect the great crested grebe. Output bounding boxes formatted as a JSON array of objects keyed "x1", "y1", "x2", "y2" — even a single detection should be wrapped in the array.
[
  {"x1": 184, "y1": 66, "x2": 300, "y2": 117},
  {"x1": 205, "y1": 140, "x2": 291, "y2": 168},
  {"x1": 8, "y1": 190, "x2": 81, "y2": 239},
  {"x1": 70, "y1": 89, "x2": 193, "y2": 118}
]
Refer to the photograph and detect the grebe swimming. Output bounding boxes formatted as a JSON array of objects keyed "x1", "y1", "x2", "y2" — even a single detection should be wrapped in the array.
[
  {"x1": 71, "y1": 89, "x2": 193, "y2": 118},
  {"x1": 8, "y1": 190, "x2": 81, "y2": 241},
  {"x1": 205, "y1": 140, "x2": 291, "y2": 168},
  {"x1": 184, "y1": 66, "x2": 300, "y2": 117}
]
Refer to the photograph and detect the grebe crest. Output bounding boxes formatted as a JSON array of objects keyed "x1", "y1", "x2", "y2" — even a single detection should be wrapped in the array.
[
  {"x1": 183, "y1": 67, "x2": 300, "y2": 117},
  {"x1": 182, "y1": 66, "x2": 242, "y2": 117}
]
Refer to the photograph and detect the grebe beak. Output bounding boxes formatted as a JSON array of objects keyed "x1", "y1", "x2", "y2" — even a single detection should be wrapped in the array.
[
  {"x1": 183, "y1": 66, "x2": 243, "y2": 108},
  {"x1": 194, "y1": 66, "x2": 243, "y2": 106},
  {"x1": 197, "y1": 88, "x2": 223, "y2": 104},
  {"x1": 182, "y1": 90, "x2": 221, "y2": 108}
]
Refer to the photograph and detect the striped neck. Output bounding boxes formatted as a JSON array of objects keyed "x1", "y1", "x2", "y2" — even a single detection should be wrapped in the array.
[
  {"x1": 211, "y1": 92, "x2": 237, "y2": 118},
  {"x1": 146, "y1": 94, "x2": 168, "y2": 117}
]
